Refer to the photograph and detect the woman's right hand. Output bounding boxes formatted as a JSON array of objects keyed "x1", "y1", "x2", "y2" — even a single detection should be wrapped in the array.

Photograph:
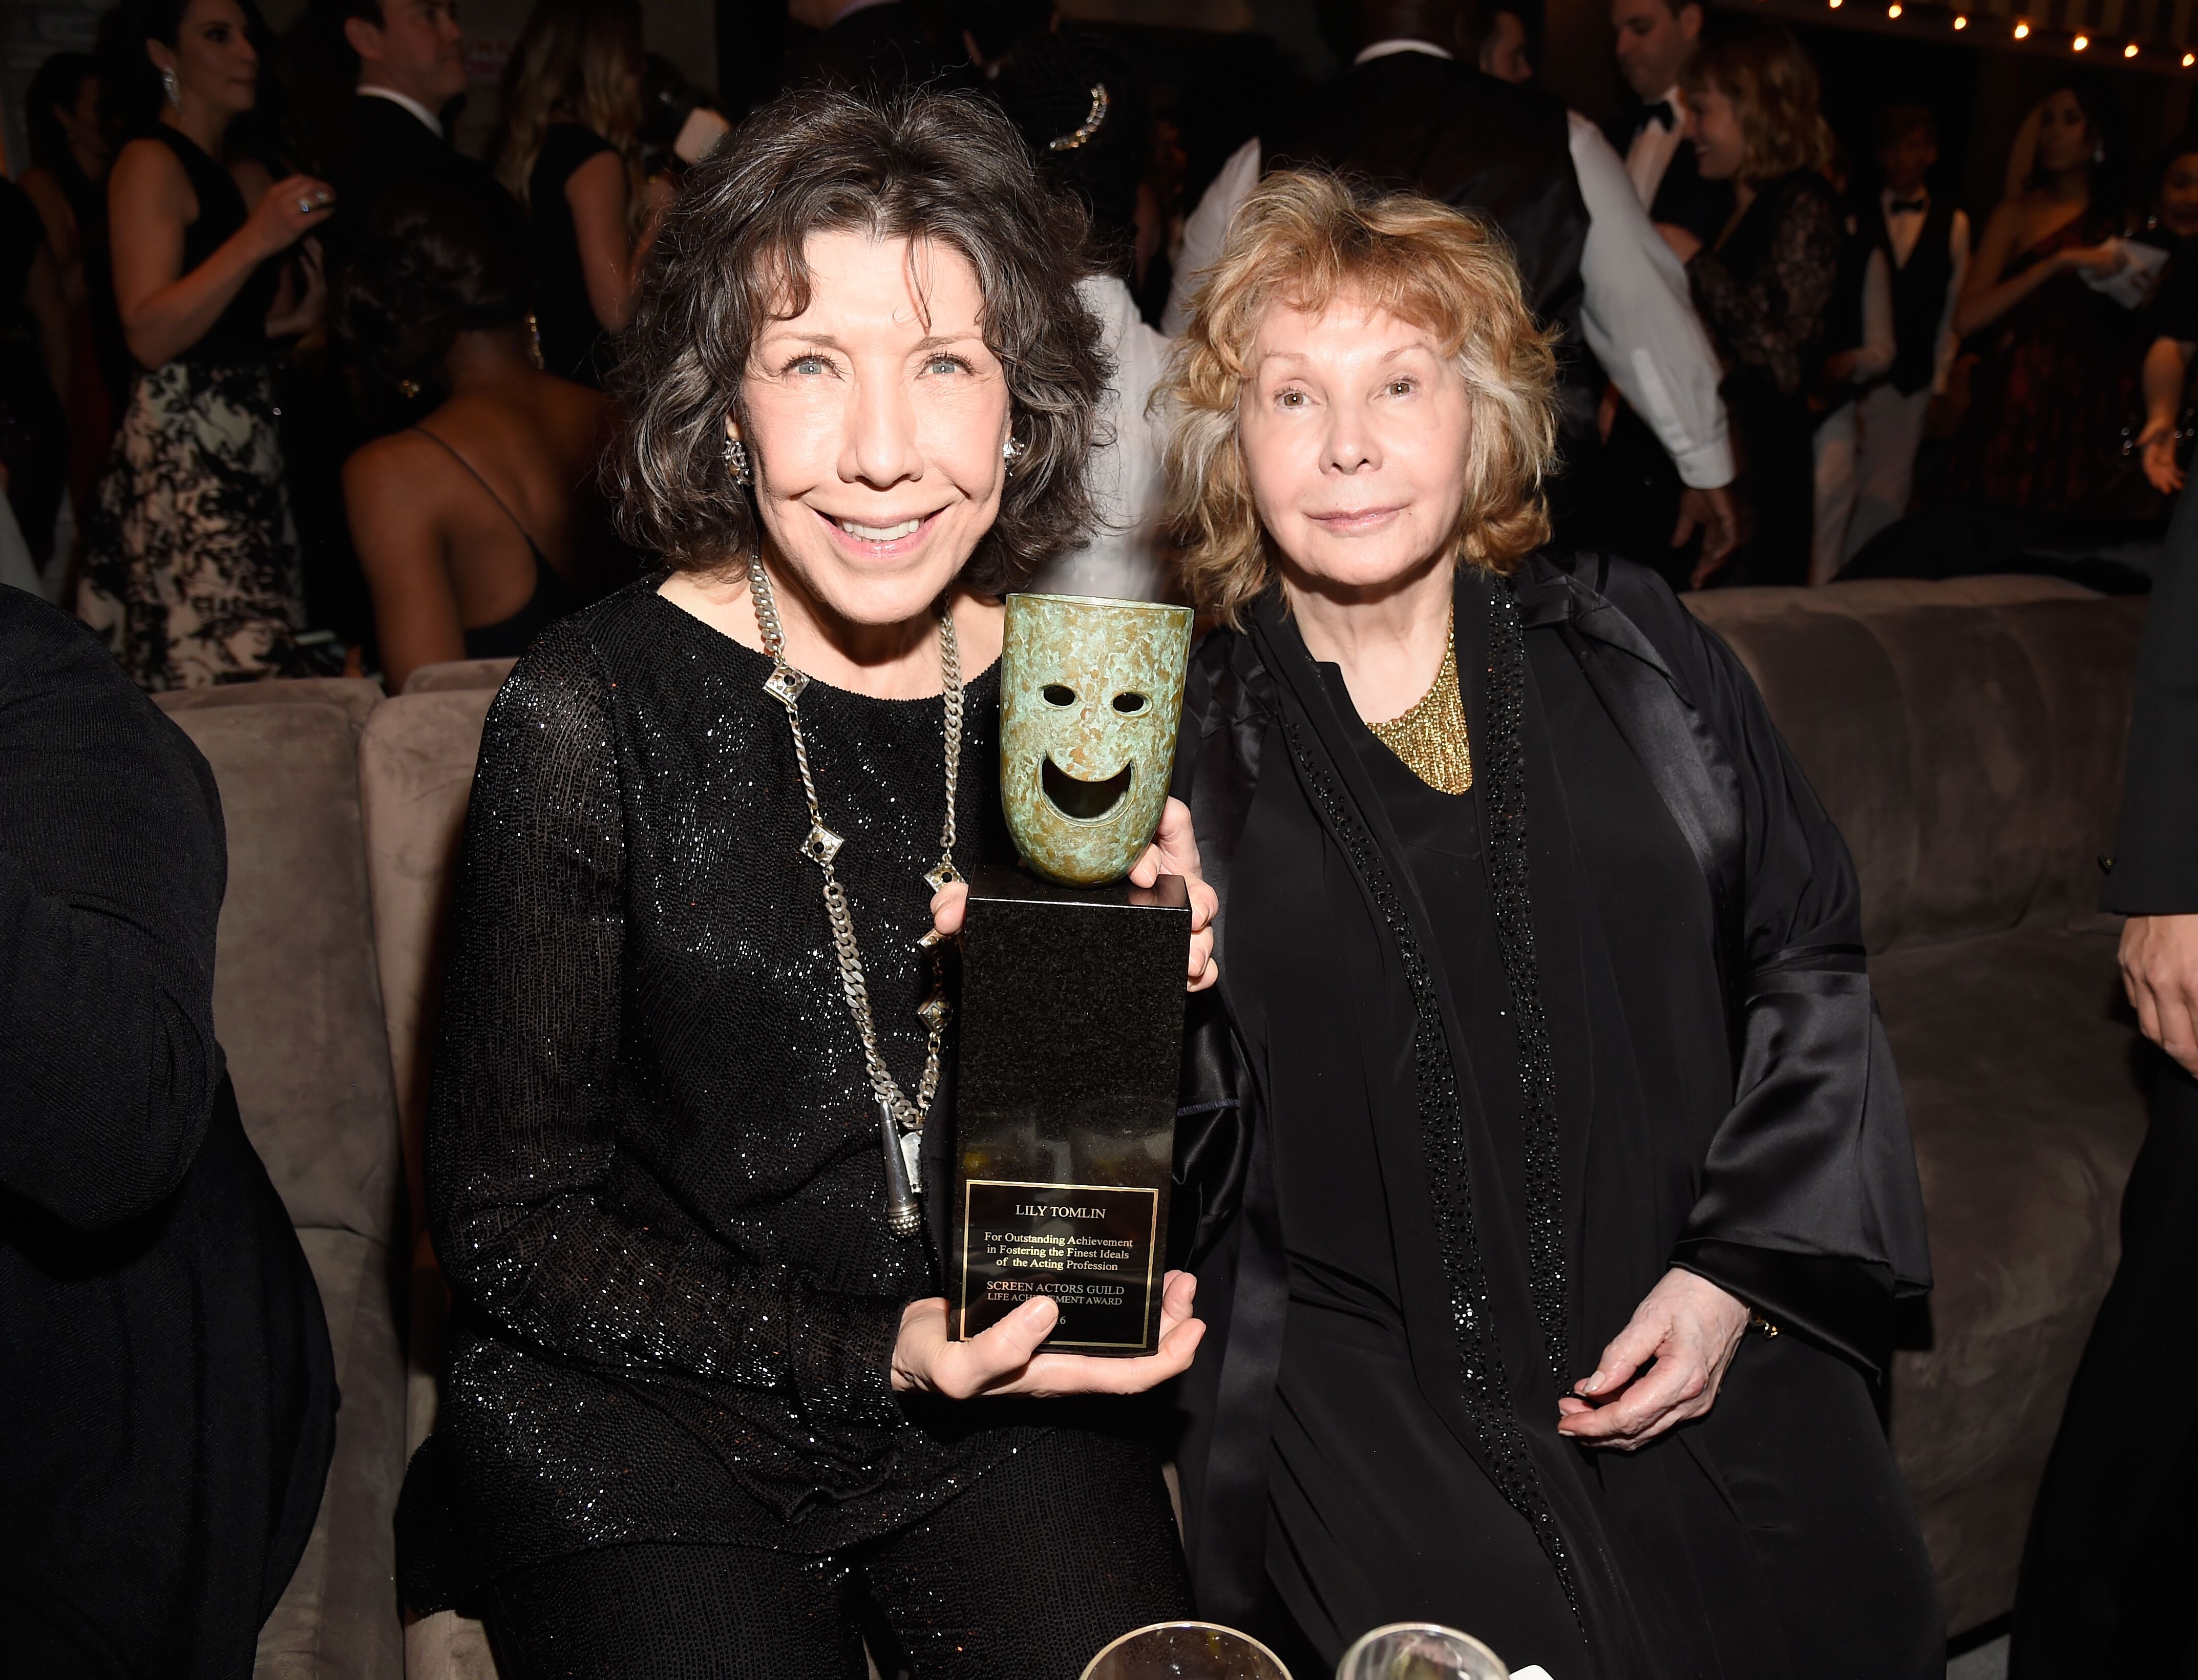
[
  {"x1": 891, "y1": 1271, "x2": 1203, "y2": 1398},
  {"x1": 245, "y1": 175, "x2": 336, "y2": 261},
  {"x1": 2059, "y1": 241, "x2": 2127, "y2": 279},
  {"x1": 2139, "y1": 413, "x2": 2186, "y2": 492}
]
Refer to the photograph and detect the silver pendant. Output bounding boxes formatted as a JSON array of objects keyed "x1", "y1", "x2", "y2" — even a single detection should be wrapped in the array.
[{"x1": 879, "y1": 1098, "x2": 923, "y2": 1238}]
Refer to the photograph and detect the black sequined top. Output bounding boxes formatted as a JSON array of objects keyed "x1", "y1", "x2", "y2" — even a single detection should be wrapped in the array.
[{"x1": 424, "y1": 578, "x2": 1043, "y2": 1577}]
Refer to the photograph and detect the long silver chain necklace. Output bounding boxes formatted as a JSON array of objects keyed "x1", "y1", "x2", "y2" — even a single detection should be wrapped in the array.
[{"x1": 748, "y1": 553, "x2": 961, "y2": 1239}]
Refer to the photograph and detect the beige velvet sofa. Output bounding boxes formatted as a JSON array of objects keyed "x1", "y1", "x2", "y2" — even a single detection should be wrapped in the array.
[{"x1": 161, "y1": 572, "x2": 2149, "y2": 1674}]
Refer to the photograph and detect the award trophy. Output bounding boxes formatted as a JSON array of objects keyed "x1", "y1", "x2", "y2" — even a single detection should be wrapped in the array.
[{"x1": 949, "y1": 593, "x2": 1197, "y2": 1356}]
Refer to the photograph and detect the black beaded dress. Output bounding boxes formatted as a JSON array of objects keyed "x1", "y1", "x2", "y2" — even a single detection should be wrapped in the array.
[
  {"x1": 1168, "y1": 557, "x2": 1945, "y2": 1679},
  {"x1": 404, "y1": 580, "x2": 1187, "y2": 1665}
]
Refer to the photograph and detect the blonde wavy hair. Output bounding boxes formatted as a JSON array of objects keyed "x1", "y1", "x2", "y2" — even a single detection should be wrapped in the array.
[
  {"x1": 1158, "y1": 170, "x2": 1558, "y2": 626},
  {"x1": 494, "y1": 0, "x2": 645, "y2": 206},
  {"x1": 1681, "y1": 17, "x2": 1835, "y2": 186}
]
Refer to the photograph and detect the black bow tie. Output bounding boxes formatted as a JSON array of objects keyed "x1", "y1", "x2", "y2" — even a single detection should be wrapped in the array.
[
  {"x1": 1888, "y1": 197, "x2": 1927, "y2": 215},
  {"x1": 1641, "y1": 99, "x2": 1676, "y2": 132}
]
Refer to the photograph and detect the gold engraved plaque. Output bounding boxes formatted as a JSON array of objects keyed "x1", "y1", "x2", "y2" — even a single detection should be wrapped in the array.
[{"x1": 957, "y1": 1180, "x2": 1163, "y2": 1349}]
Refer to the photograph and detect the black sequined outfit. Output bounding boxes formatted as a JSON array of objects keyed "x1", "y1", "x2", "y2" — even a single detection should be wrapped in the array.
[{"x1": 411, "y1": 580, "x2": 1187, "y2": 1645}]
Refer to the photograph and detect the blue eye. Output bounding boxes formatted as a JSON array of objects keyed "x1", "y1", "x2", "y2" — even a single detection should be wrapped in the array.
[{"x1": 926, "y1": 354, "x2": 968, "y2": 376}]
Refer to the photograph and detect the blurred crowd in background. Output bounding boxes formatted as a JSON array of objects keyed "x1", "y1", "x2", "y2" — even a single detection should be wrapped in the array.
[{"x1": 5, "y1": 0, "x2": 2198, "y2": 690}]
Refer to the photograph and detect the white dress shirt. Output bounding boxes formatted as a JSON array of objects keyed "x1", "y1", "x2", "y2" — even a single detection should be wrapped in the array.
[
  {"x1": 357, "y1": 82, "x2": 444, "y2": 139},
  {"x1": 1848, "y1": 247, "x2": 1896, "y2": 385},
  {"x1": 1622, "y1": 84, "x2": 1687, "y2": 214},
  {"x1": 1029, "y1": 275, "x2": 1175, "y2": 602},
  {"x1": 1565, "y1": 111, "x2": 1732, "y2": 488},
  {"x1": 1880, "y1": 187, "x2": 1972, "y2": 393},
  {"x1": 1161, "y1": 47, "x2": 1733, "y2": 488}
]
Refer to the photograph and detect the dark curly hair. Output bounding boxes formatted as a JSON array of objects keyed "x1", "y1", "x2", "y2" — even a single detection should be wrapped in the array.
[
  {"x1": 608, "y1": 85, "x2": 1111, "y2": 593},
  {"x1": 335, "y1": 178, "x2": 533, "y2": 398}
]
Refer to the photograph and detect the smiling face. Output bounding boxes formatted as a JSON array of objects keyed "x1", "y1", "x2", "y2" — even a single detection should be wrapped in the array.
[
  {"x1": 151, "y1": 0, "x2": 261, "y2": 119},
  {"x1": 1237, "y1": 294, "x2": 1472, "y2": 601},
  {"x1": 1611, "y1": 0, "x2": 1699, "y2": 100},
  {"x1": 1000, "y1": 595, "x2": 1195, "y2": 886},
  {"x1": 1687, "y1": 81, "x2": 1746, "y2": 182},
  {"x1": 736, "y1": 229, "x2": 1012, "y2": 629}
]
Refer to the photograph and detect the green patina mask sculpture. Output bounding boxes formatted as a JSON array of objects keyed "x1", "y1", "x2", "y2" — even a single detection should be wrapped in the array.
[{"x1": 999, "y1": 594, "x2": 1196, "y2": 886}]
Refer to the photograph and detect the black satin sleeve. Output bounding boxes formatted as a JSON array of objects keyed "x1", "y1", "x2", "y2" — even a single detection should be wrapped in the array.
[{"x1": 1592, "y1": 564, "x2": 1933, "y2": 1354}]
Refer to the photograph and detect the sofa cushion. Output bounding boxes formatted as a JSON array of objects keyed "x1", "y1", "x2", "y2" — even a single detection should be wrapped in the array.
[
  {"x1": 1877, "y1": 919, "x2": 2148, "y2": 1629},
  {"x1": 358, "y1": 691, "x2": 495, "y2": 1274},
  {"x1": 156, "y1": 675, "x2": 386, "y2": 732},
  {"x1": 158, "y1": 696, "x2": 404, "y2": 1247},
  {"x1": 1689, "y1": 583, "x2": 2144, "y2": 954},
  {"x1": 255, "y1": 1227, "x2": 406, "y2": 1680},
  {"x1": 404, "y1": 659, "x2": 518, "y2": 695}
]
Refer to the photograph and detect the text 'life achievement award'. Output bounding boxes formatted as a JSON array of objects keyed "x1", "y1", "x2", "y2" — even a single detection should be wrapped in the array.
[{"x1": 951, "y1": 594, "x2": 1196, "y2": 1355}]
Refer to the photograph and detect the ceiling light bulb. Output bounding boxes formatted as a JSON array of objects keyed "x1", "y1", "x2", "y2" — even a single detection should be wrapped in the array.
[
  {"x1": 2073, "y1": 32, "x2": 2088, "y2": 47},
  {"x1": 1954, "y1": 12, "x2": 1968, "y2": 24},
  {"x1": 1887, "y1": 2, "x2": 1900, "y2": 13},
  {"x1": 2125, "y1": 41, "x2": 2139, "y2": 55},
  {"x1": 2014, "y1": 20, "x2": 2030, "y2": 36},
  {"x1": 2186, "y1": 50, "x2": 2195, "y2": 65}
]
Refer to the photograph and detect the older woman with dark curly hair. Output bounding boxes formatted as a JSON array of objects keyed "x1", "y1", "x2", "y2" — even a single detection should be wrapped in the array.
[
  {"x1": 1160, "y1": 169, "x2": 1942, "y2": 1677},
  {"x1": 398, "y1": 87, "x2": 1214, "y2": 1679}
]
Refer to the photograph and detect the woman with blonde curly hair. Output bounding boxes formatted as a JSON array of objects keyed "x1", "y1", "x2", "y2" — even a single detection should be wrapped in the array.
[
  {"x1": 1162, "y1": 169, "x2": 1942, "y2": 1677},
  {"x1": 1654, "y1": 17, "x2": 1838, "y2": 585}
]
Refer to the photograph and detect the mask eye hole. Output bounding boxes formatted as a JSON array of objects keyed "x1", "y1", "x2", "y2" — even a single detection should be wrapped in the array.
[
  {"x1": 1111, "y1": 692, "x2": 1148, "y2": 715},
  {"x1": 1042, "y1": 684, "x2": 1076, "y2": 707}
]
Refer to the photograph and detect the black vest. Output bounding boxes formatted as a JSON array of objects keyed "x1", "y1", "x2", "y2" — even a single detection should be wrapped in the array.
[{"x1": 1855, "y1": 191, "x2": 1958, "y2": 397}]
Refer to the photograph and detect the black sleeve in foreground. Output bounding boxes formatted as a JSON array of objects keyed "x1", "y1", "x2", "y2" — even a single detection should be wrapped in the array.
[
  {"x1": 2103, "y1": 485, "x2": 2198, "y2": 914},
  {"x1": 0, "y1": 592, "x2": 227, "y2": 1228}
]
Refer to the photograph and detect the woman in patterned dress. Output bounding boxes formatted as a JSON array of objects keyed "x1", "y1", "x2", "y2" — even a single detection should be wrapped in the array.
[{"x1": 77, "y1": 0, "x2": 333, "y2": 688}]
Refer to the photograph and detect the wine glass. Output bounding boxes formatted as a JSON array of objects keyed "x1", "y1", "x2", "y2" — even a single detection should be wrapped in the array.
[
  {"x1": 1079, "y1": 1620, "x2": 1295, "y2": 1679},
  {"x1": 1333, "y1": 1623, "x2": 1509, "y2": 1680}
]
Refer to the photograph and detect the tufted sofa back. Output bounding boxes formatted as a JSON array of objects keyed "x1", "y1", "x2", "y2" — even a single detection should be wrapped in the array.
[{"x1": 1686, "y1": 578, "x2": 2148, "y2": 954}]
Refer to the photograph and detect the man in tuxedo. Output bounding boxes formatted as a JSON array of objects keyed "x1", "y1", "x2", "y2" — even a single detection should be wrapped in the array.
[
  {"x1": 2010, "y1": 436, "x2": 2198, "y2": 1677},
  {"x1": 1605, "y1": 0, "x2": 1729, "y2": 246},
  {"x1": 779, "y1": 0, "x2": 969, "y2": 97},
  {"x1": 329, "y1": 0, "x2": 484, "y2": 264}
]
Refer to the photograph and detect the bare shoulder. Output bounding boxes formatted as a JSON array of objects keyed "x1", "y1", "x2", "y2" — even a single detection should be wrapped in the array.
[
  {"x1": 112, "y1": 135, "x2": 190, "y2": 202},
  {"x1": 345, "y1": 428, "x2": 458, "y2": 515}
]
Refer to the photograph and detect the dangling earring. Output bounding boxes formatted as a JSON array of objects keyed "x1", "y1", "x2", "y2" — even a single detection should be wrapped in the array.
[
  {"x1": 1002, "y1": 433, "x2": 1028, "y2": 471},
  {"x1": 161, "y1": 66, "x2": 182, "y2": 113},
  {"x1": 723, "y1": 433, "x2": 752, "y2": 488}
]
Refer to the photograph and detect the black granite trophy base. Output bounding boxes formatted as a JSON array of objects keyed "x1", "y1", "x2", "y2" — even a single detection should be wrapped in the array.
[{"x1": 950, "y1": 863, "x2": 1191, "y2": 1355}]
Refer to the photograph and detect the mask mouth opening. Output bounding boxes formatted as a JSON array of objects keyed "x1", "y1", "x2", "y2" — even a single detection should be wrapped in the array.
[{"x1": 1042, "y1": 757, "x2": 1133, "y2": 821}]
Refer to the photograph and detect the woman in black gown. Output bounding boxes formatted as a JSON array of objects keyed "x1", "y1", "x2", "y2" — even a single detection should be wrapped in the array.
[
  {"x1": 1660, "y1": 18, "x2": 1840, "y2": 589},
  {"x1": 1158, "y1": 170, "x2": 1941, "y2": 1677},
  {"x1": 403, "y1": 88, "x2": 1214, "y2": 1678}
]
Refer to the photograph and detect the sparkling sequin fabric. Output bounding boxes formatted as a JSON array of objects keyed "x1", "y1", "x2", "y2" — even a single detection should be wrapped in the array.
[{"x1": 422, "y1": 581, "x2": 1044, "y2": 1578}]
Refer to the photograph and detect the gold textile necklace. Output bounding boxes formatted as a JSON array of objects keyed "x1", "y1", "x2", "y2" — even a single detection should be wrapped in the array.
[{"x1": 1364, "y1": 605, "x2": 1474, "y2": 795}]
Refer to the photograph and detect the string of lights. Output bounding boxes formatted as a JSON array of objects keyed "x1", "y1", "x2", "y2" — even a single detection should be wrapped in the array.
[{"x1": 1758, "y1": 0, "x2": 2198, "y2": 71}]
